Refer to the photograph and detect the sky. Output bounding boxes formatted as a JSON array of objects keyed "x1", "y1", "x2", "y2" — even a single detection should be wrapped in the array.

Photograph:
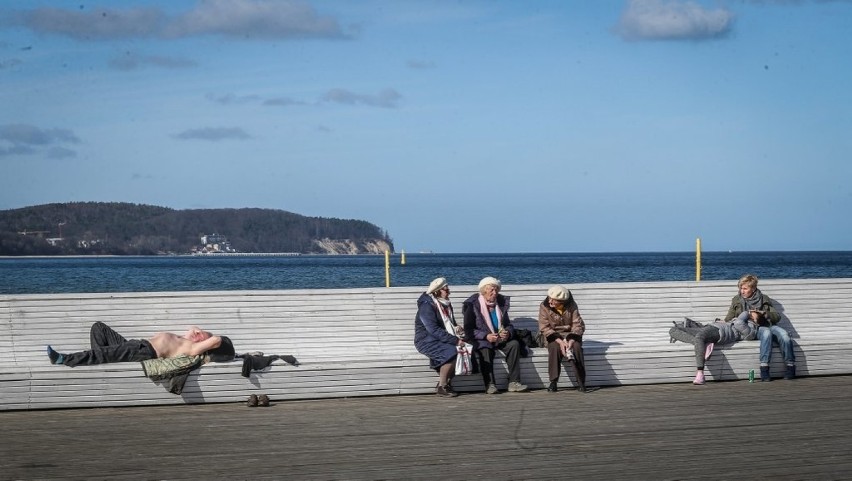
[{"x1": 1, "y1": 0, "x2": 851, "y2": 254}]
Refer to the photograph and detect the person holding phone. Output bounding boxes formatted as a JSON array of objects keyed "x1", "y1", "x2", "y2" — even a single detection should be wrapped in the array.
[{"x1": 724, "y1": 274, "x2": 795, "y2": 381}]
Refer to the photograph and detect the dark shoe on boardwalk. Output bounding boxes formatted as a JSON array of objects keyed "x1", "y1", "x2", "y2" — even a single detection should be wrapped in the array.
[
  {"x1": 247, "y1": 394, "x2": 259, "y2": 407},
  {"x1": 436, "y1": 385, "x2": 458, "y2": 397},
  {"x1": 485, "y1": 383, "x2": 498, "y2": 394},
  {"x1": 47, "y1": 345, "x2": 65, "y2": 365},
  {"x1": 760, "y1": 366, "x2": 771, "y2": 382},
  {"x1": 784, "y1": 365, "x2": 796, "y2": 380},
  {"x1": 547, "y1": 381, "x2": 558, "y2": 392},
  {"x1": 258, "y1": 394, "x2": 270, "y2": 406}
]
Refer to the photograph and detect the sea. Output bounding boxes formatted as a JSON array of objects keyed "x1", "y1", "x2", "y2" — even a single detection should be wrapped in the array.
[{"x1": 1, "y1": 251, "x2": 850, "y2": 295}]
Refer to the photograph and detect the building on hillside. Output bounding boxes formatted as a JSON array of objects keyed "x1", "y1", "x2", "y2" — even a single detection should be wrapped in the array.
[{"x1": 198, "y1": 233, "x2": 235, "y2": 253}]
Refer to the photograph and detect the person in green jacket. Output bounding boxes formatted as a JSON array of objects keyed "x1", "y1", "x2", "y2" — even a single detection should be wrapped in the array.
[{"x1": 724, "y1": 274, "x2": 795, "y2": 381}]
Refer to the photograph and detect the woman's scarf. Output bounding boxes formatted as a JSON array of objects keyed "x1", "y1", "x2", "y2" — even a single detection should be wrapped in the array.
[
  {"x1": 432, "y1": 295, "x2": 460, "y2": 337},
  {"x1": 478, "y1": 294, "x2": 503, "y2": 334},
  {"x1": 741, "y1": 288, "x2": 765, "y2": 312}
]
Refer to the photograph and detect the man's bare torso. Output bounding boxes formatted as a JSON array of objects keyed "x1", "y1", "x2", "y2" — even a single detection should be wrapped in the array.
[{"x1": 147, "y1": 332, "x2": 196, "y2": 358}]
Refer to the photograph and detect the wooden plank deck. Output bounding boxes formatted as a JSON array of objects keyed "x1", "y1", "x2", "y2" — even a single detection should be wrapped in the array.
[
  {"x1": 6, "y1": 278, "x2": 852, "y2": 410},
  {"x1": 2, "y1": 374, "x2": 851, "y2": 480}
]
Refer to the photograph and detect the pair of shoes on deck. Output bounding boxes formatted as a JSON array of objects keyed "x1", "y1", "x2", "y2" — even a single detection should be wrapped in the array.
[
  {"x1": 247, "y1": 394, "x2": 270, "y2": 407},
  {"x1": 547, "y1": 381, "x2": 589, "y2": 393}
]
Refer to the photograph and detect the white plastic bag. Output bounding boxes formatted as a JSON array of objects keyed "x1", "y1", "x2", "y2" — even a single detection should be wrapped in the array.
[{"x1": 455, "y1": 343, "x2": 474, "y2": 376}]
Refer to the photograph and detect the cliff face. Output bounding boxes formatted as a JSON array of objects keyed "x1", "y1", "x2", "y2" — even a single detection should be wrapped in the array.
[{"x1": 312, "y1": 238, "x2": 392, "y2": 255}]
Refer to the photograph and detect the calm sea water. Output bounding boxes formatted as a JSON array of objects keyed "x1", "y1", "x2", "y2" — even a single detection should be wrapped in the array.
[{"x1": 1, "y1": 251, "x2": 851, "y2": 295}]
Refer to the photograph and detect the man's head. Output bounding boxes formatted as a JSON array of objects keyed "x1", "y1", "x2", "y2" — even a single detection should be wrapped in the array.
[{"x1": 738, "y1": 274, "x2": 759, "y2": 297}]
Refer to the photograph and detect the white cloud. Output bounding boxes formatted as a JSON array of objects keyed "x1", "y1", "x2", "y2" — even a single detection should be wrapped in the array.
[
  {"x1": 0, "y1": 123, "x2": 80, "y2": 158},
  {"x1": 205, "y1": 93, "x2": 262, "y2": 105},
  {"x1": 5, "y1": 0, "x2": 348, "y2": 41},
  {"x1": 108, "y1": 52, "x2": 197, "y2": 71},
  {"x1": 165, "y1": 0, "x2": 348, "y2": 39},
  {"x1": 322, "y1": 88, "x2": 401, "y2": 108},
  {"x1": 19, "y1": 7, "x2": 166, "y2": 40},
  {"x1": 173, "y1": 127, "x2": 252, "y2": 141},
  {"x1": 615, "y1": 0, "x2": 734, "y2": 41},
  {"x1": 407, "y1": 59, "x2": 436, "y2": 70},
  {"x1": 264, "y1": 97, "x2": 306, "y2": 106}
]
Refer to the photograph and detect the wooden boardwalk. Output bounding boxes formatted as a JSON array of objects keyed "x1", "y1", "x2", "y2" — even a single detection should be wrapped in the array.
[{"x1": 2, "y1": 375, "x2": 852, "y2": 480}]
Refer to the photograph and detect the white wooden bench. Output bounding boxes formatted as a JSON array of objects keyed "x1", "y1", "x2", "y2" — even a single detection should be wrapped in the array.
[{"x1": 2, "y1": 278, "x2": 850, "y2": 410}]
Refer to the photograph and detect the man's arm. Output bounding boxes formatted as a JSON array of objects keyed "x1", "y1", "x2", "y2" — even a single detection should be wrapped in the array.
[
  {"x1": 185, "y1": 326, "x2": 213, "y2": 342},
  {"x1": 189, "y1": 335, "x2": 222, "y2": 357}
]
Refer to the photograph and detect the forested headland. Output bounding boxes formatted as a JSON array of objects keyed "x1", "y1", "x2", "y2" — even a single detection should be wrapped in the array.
[{"x1": 0, "y1": 202, "x2": 394, "y2": 256}]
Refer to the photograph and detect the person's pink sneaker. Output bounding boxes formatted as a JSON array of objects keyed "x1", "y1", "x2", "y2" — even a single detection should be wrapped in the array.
[
  {"x1": 704, "y1": 343, "x2": 715, "y2": 360},
  {"x1": 693, "y1": 370, "x2": 705, "y2": 385}
]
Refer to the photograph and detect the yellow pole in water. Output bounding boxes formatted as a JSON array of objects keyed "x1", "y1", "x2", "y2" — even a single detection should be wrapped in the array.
[
  {"x1": 401, "y1": 250, "x2": 406, "y2": 265},
  {"x1": 385, "y1": 250, "x2": 391, "y2": 287},
  {"x1": 695, "y1": 238, "x2": 702, "y2": 282}
]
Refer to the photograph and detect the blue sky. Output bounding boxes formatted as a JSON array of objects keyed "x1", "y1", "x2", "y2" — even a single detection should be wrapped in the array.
[{"x1": 1, "y1": 0, "x2": 850, "y2": 253}]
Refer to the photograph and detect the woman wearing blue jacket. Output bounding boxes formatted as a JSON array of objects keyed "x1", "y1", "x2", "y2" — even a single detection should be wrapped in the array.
[{"x1": 414, "y1": 277, "x2": 467, "y2": 397}]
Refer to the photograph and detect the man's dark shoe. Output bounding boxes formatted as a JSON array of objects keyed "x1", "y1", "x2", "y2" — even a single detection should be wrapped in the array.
[
  {"x1": 547, "y1": 381, "x2": 558, "y2": 392},
  {"x1": 784, "y1": 365, "x2": 796, "y2": 380},
  {"x1": 47, "y1": 345, "x2": 65, "y2": 365},
  {"x1": 760, "y1": 366, "x2": 771, "y2": 382}
]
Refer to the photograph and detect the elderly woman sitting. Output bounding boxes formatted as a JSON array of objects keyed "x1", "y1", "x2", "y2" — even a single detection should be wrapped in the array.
[
  {"x1": 538, "y1": 285, "x2": 587, "y2": 392},
  {"x1": 414, "y1": 277, "x2": 467, "y2": 397},
  {"x1": 462, "y1": 276, "x2": 529, "y2": 394}
]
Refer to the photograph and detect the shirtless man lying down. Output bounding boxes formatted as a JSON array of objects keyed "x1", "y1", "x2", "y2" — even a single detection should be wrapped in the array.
[{"x1": 47, "y1": 321, "x2": 222, "y2": 367}]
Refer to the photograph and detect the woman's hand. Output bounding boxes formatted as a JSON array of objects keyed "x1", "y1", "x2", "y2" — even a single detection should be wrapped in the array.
[{"x1": 557, "y1": 338, "x2": 570, "y2": 356}]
